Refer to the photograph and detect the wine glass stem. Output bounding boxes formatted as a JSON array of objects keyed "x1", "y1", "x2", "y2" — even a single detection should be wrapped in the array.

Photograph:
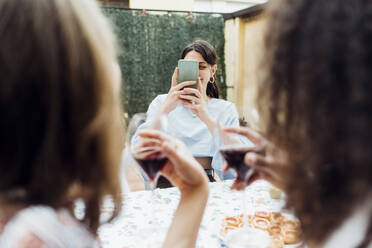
[
  {"x1": 149, "y1": 181, "x2": 159, "y2": 240},
  {"x1": 241, "y1": 189, "x2": 249, "y2": 227}
]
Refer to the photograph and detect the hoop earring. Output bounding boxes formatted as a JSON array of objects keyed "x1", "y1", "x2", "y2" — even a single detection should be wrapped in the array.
[{"x1": 209, "y1": 76, "x2": 215, "y2": 84}]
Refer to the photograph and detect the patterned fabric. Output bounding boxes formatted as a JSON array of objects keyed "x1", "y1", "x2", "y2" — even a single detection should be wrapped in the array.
[
  {"x1": 86, "y1": 180, "x2": 287, "y2": 248},
  {"x1": 0, "y1": 206, "x2": 99, "y2": 248}
]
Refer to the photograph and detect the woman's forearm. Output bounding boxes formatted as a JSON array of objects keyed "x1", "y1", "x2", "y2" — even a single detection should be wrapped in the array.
[
  {"x1": 162, "y1": 183, "x2": 209, "y2": 248},
  {"x1": 200, "y1": 113, "x2": 216, "y2": 136},
  {"x1": 148, "y1": 106, "x2": 170, "y2": 130}
]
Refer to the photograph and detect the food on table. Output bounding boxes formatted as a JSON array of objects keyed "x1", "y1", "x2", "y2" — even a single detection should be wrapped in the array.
[
  {"x1": 221, "y1": 211, "x2": 303, "y2": 246},
  {"x1": 269, "y1": 186, "x2": 282, "y2": 199},
  {"x1": 221, "y1": 225, "x2": 238, "y2": 236},
  {"x1": 270, "y1": 212, "x2": 284, "y2": 224},
  {"x1": 268, "y1": 235, "x2": 284, "y2": 248},
  {"x1": 252, "y1": 217, "x2": 270, "y2": 230},
  {"x1": 268, "y1": 224, "x2": 282, "y2": 236},
  {"x1": 282, "y1": 219, "x2": 300, "y2": 231},
  {"x1": 255, "y1": 210, "x2": 271, "y2": 219},
  {"x1": 222, "y1": 216, "x2": 242, "y2": 228},
  {"x1": 283, "y1": 229, "x2": 301, "y2": 244}
]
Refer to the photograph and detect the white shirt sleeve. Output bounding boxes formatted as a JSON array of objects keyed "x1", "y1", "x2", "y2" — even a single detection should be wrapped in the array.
[
  {"x1": 322, "y1": 197, "x2": 372, "y2": 248},
  {"x1": 131, "y1": 95, "x2": 166, "y2": 145}
]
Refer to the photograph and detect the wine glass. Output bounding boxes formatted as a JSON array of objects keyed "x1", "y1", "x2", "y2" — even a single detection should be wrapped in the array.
[
  {"x1": 126, "y1": 113, "x2": 169, "y2": 188},
  {"x1": 214, "y1": 118, "x2": 263, "y2": 189},
  {"x1": 214, "y1": 118, "x2": 265, "y2": 241},
  {"x1": 126, "y1": 113, "x2": 169, "y2": 246}
]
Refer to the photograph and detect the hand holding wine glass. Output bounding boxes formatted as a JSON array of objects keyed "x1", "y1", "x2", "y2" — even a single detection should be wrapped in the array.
[
  {"x1": 137, "y1": 130, "x2": 209, "y2": 192},
  {"x1": 214, "y1": 119, "x2": 263, "y2": 190},
  {"x1": 127, "y1": 113, "x2": 169, "y2": 188},
  {"x1": 222, "y1": 126, "x2": 288, "y2": 191},
  {"x1": 127, "y1": 113, "x2": 209, "y2": 248},
  {"x1": 135, "y1": 127, "x2": 209, "y2": 248},
  {"x1": 214, "y1": 119, "x2": 273, "y2": 247}
]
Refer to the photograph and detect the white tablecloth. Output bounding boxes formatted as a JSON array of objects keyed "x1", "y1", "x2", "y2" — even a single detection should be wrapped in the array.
[{"x1": 76, "y1": 180, "x2": 289, "y2": 248}]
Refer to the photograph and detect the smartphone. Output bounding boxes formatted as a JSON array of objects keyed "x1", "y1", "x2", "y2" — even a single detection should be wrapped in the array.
[{"x1": 177, "y1": 59, "x2": 199, "y2": 89}]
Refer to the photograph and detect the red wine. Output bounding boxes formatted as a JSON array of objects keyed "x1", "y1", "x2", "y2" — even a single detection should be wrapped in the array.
[
  {"x1": 133, "y1": 147, "x2": 168, "y2": 181},
  {"x1": 219, "y1": 146, "x2": 257, "y2": 183}
]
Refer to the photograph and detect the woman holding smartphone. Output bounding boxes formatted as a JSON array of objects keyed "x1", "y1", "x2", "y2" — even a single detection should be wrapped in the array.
[
  {"x1": 224, "y1": 0, "x2": 372, "y2": 247},
  {"x1": 136, "y1": 40, "x2": 241, "y2": 188}
]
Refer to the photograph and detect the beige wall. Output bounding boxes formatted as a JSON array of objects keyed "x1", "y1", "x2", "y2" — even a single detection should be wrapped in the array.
[
  {"x1": 225, "y1": 16, "x2": 265, "y2": 128},
  {"x1": 130, "y1": 0, "x2": 194, "y2": 11}
]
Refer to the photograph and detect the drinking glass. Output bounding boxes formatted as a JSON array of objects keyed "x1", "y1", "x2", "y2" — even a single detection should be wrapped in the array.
[
  {"x1": 126, "y1": 113, "x2": 169, "y2": 189},
  {"x1": 126, "y1": 113, "x2": 169, "y2": 246},
  {"x1": 214, "y1": 119, "x2": 264, "y2": 240}
]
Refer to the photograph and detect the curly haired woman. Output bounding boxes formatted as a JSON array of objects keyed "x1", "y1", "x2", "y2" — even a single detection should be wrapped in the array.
[{"x1": 225, "y1": 0, "x2": 372, "y2": 247}]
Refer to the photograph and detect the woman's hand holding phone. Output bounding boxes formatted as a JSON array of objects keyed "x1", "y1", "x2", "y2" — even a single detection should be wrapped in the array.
[
  {"x1": 222, "y1": 127, "x2": 288, "y2": 191},
  {"x1": 158, "y1": 68, "x2": 198, "y2": 115},
  {"x1": 158, "y1": 66, "x2": 214, "y2": 134},
  {"x1": 179, "y1": 78, "x2": 211, "y2": 123}
]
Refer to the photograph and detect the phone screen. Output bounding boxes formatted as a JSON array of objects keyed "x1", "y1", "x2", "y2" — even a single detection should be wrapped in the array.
[{"x1": 177, "y1": 59, "x2": 198, "y2": 89}]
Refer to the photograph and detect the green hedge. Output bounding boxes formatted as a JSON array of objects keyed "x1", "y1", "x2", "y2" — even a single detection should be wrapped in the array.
[{"x1": 102, "y1": 8, "x2": 226, "y2": 120}]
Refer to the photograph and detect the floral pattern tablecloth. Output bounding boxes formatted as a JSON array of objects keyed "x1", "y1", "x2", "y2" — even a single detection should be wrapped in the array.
[{"x1": 76, "y1": 180, "x2": 287, "y2": 248}]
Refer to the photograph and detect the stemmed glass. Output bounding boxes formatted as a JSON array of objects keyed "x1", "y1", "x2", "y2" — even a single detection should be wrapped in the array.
[
  {"x1": 126, "y1": 113, "x2": 169, "y2": 246},
  {"x1": 214, "y1": 120, "x2": 270, "y2": 247},
  {"x1": 126, "y1": 113, "x2": 168, "y2": 189}
]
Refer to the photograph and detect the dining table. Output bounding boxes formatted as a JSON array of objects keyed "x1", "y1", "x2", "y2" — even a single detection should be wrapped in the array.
[{"x1": 76, "y1": 180, "x2": 289, "y2": 248}]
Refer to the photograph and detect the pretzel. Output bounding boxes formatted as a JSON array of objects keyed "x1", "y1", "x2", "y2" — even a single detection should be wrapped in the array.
[
  {"x1": 282, "y1": 219, "x2": 300, "y2": 231},
  {"x1": 268, "y1": 224, "x2": 282, "y2": 236},
  {"x1": 220, "y1": 225, "x2": 237, "y2": 236},
  {"x1": 222, "y1": 216, "x2": 242, "y2": 228},
  {"x1": 254, "y1": 210, "x2": 270, "y2": 219},
  {"x1": 252, "y1": 217, "x2": 270, "y2": 230},
  {"x1": 283, "y1": 229, "x2": 301, "y2": 244},
  {"x1": 270, "y1": 212, "x2": 284, "y2": 224},
  {"x1": 268, "y1": 235, "x2": 284, "y2": 248}
]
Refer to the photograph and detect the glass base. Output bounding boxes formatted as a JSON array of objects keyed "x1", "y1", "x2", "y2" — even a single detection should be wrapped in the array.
[
  {"x1": 224, "y1": 227, "x2": 271, "y2": 248},
  {"x1": 136, "y1": 226, "x2": 168, "y2": 248}
]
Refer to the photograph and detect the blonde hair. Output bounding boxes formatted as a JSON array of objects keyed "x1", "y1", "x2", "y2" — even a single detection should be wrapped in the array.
[{"x1": 0, "y1": 0, "x2": 124, "y2": 234}]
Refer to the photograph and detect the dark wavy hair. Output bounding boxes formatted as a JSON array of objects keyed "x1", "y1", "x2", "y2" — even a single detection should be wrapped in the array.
[
  {"x1": 259, "y1": 0, "x2": 372, "y2": 246},
  {"x1": 181, "y1": 40, "x2": 219, "y2": 98},
  {"x1": 0, "y1": 0, "x2": 124, "y2": 234}
]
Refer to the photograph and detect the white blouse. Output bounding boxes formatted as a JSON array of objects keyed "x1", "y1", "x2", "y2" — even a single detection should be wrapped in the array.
[
  {"x1": 134, "y1": 94, "x2": 245, "y2": 179},
  {"x1": 0, "y1": 206, "x2": 98, "y2": 248}
]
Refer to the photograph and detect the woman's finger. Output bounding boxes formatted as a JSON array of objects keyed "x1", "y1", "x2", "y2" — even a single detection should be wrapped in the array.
[
  {"x1": 161, "y1": 141, "x2": 183, "y2": 166},
  {"x1": 245, "y1": 153, "x2": 270, "y2": 168},
  {"x1": 181, "y1": 102, "x2": 197, "y2": 111},
  {"x1": 134, "y1": 138, "x2": 161, "y2": 149},
  {"x1": 245, "y1": 172, "x2": 261, "y2": 187},
  {"x1": 179, "y1": 94, "x2": 200, "y2": 103},
  {"x1": 173, "y1": 80, "x2": 197, "y2": 91},
  {"x1": 138, "y1": 129, "x2": 171, "y2": 143},
  {"x1": 162, "y1": 141, "x2": 203, "y2": 186},
  {"x1": 223, "y1": 127, "x2": 264, "y2": 144},
  {"x1": 170, "y1": 90, "x2": 182, "y2": 98},
  {"x1": 171, "y1": 67, "x2": 178, "y2": 87},
  {"x1": 181, "y1": 88, "x2": 202, "y2": 98},
  {"x1": 245, "y1": 153, "x2": 276, "y2": 176},
  {"x1": 197, "y1": 77, "x2": 202, "y2": 92}
]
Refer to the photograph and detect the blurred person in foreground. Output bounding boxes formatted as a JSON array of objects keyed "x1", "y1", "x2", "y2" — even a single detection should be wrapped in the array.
[
  {"x1": 225, "y1": 0, "x2": 372, "y2": 247},
  {"x1": 0, "y1": 0, "x2": 208, "y2": 247}
]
